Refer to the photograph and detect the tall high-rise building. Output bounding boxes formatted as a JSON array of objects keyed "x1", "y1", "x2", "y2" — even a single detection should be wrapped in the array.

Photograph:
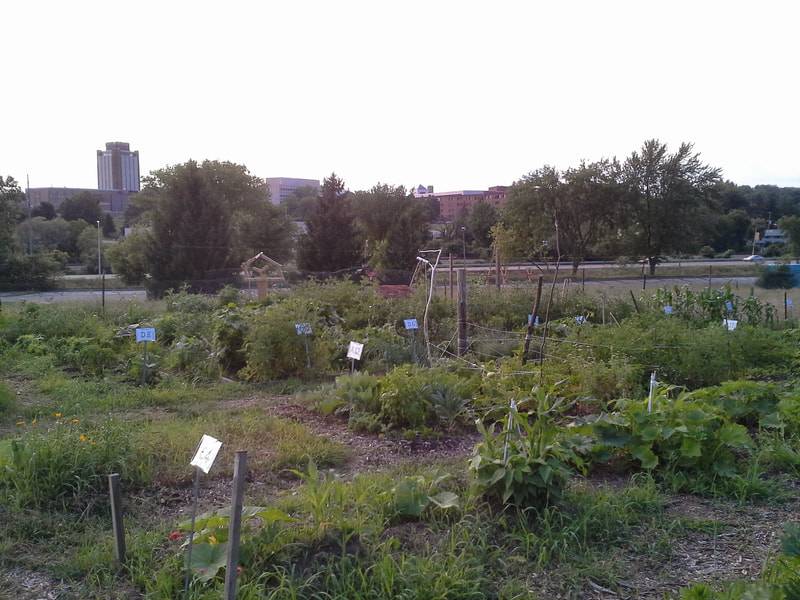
[{"x1": 97, "y1": 142, "x2": 140, "y2": 191}]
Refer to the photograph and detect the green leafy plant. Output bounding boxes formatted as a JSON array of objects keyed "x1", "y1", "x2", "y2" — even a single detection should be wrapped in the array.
[
  {"x1": 178, "y1": 505, "x2": 294, "y2": 582},
  {"x1": 389, "y1": 473, "x2": 459, "y2": 519},
  {"x1": 470, "y1": 389, "x2": 578, "y2": 508}
]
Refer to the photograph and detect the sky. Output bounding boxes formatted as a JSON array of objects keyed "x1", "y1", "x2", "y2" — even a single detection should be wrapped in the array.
[{"x1": 2, "y1": 0, "x2": 799, "y2": 193}]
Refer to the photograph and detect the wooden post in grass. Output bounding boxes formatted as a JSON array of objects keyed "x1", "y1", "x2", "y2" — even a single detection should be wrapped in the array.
[
  {"x1": 457, "y1": 269, "x2": 467, "y2": 356},
  {"x1": 108, "y1": 473, "x2": 126, "y2": 564},
  {"x1": 629, "y1": 290, "x2": 640, "y2": 314},
  {"x1": 642, "y1": 273, "x2": 647, "y2": 290},
  {"x1": 449, "y1": 253, "x2": 454, "y2": 302},
  {"x1": 522, "y1": 275, "x2": 544, "y2": 365},
  {"x1": 785, "y1": 291, "x2": 788, "y2": 321},
  {"x1": 495, "y1": 246, "x2": 501, "y2": 293},
  {"x1": 224, "y1": 452, "x2": 248, "y2": 600},
  {"x1": 581, "y1": 268, "x2": 585, "y2": 292}
]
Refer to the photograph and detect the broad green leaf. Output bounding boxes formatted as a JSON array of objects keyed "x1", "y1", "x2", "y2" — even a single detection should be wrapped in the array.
[
  {"x1": 631, "y1": 445, "x2": 658, "y2": 470},
  {"x1": 718, "y1": 423, "x2": 752, "y2": 449},
  {"x1": 428, "y1": 491, "x2": 459, "y2": 509},
  {"x1": 758, "y1": 412, "x2": 783, "y2": 429},
  {"x1": 680, "y1": 437, "x2": 702, "y2": 458},
  {"x1": 187, "y1": 541, "x2": 228, "y2": 582}
]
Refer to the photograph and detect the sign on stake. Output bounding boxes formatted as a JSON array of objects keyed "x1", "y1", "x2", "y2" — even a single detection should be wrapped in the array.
[
  {"x1": 295, "y1": 323, "x2": 313, "y2": 368},
  {"x1": 403, "y1": 319, "x2": 419, "y2": 330},
  {"x1": 723, "y1": 318, "x2": 738, "y2": 331},
  {"x1": 135, "y1": 327, "x2": 156, "y2": 386},
  {"x1": 184, "y1": 435, "x2": 222, "y2": 595},
  {"x1": 663, "y1": 305, "x2": 673, "y2": 315},
  {"x1": 347, "y1": 341, "x2": 364, "y2": 374}
]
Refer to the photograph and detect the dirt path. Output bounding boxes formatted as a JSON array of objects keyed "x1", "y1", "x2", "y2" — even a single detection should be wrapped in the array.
[{"x1": 221, "y1": 393, "x2": 481, "y2": 476}]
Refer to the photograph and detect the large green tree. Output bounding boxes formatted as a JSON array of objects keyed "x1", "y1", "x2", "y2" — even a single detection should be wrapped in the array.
[
  {"x1": 0, "y1": 175, "x2": 24, "y2": 262},
  {"x1": 351, "y1": 183, "x2": 431, "y2": 270},
  {"x1": 466, "y1": 200, "x2": 498, "y2": 253},
  {"x1": 297, "y1": 174, "x2": 361, "y2": 272},
  {"x1": 141, "y1": 160, "x2": 293, "y2": 295},
  {"x1": 621, "y1": 140, "x2": 721, "y2": 274},
  {"x1": 59, "y1": 192, "x2": 103, "y2": 224},
  {"x1": 504, "y1": 161, "x2": 619, "y2": 273}
]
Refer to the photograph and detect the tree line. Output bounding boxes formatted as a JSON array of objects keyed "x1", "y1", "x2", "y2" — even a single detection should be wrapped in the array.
[{"x1": 3, "y1": 138, "x2": 800, "y2": 292}]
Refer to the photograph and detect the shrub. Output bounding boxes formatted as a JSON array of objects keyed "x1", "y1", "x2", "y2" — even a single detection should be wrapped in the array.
[
  {"x1": 698, "y1": 245, "x2": 715, "y2": 258},
  {"x1": 242, "y1": 301, "x2": 336, "y2": 380},
  {"x1": 757, "y1": 264, "x2": 795, "y2": 289}
]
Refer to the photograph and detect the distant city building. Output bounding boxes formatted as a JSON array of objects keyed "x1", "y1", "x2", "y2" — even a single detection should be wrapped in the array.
[
  {"x1": 413, "y1": 184, "x2": 509, "y2": 221},
  {"x1": 27, "y1": 187, "x2": 133, "y2": 216},
  {"x1": 97, "y1": 142, "x2": 140, "y2": 192},
  {"x1": 266, "y1": 177, "x2": 320, "y2": 206}
]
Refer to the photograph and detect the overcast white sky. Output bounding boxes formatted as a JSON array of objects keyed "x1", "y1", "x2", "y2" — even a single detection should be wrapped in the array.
[{"x1": 2, "y1": 0, "x2": 798, "y2": 193}]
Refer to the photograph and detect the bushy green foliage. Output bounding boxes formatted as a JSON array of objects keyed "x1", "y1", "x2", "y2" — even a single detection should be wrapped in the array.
[
  {"x1": 0, "y1": 381, "x2": 14, "y2": 414},
  {"x1": 566, "y1": 315, "x2": 793, "y2": 388},
  {"x1": 692, "y1": 380, "x2": 782, "y2": 428},
  {"x1": 592, "y1": 390, "x2": 755, "y2": 490},
  {"x1": 242, "y1": 301, "x2": 336, "y2": 380},
  {"x1": 378, "y1": 366, "x2": 478, "y2": 431},
  {"x1": 652, "y1": 285, "x2": 775, "y2": 325},
  {"x1": 470, "y1": 390, "x2": 582, "y2": 508},
  {"x1": 0, "y1": 419, "x2": 148, "y2": 511}
]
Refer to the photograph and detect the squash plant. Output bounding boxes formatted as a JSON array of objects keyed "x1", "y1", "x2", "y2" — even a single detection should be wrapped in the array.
[
  {"x1": 593, "y1": 388, "x2": 754, "y2": 480},
  {"x1": 178, "y1": 505, "x2": 294, "y2": 582}
]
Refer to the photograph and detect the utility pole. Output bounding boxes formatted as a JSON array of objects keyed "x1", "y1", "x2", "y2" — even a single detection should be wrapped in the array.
[{"x1": 26, "y1": 174, "x2": 32, "y2": 255}]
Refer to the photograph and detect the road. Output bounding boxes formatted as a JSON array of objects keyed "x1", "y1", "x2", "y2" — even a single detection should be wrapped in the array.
[{"x1": 0, "y1": 289, "x2": 147, "y2": 304}]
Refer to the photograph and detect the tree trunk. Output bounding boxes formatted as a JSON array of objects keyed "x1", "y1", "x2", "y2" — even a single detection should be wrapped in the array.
[
  {"x1": 648, "y1": 256, "x2": 657, "y2": 275},
  {"x1": 571, "y1": 259, "x2": 580, "y2": 276}
]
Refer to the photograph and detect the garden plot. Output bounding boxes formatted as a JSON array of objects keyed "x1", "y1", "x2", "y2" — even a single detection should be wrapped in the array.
[{"x1": 0, "y1": 281, "x2": 799, "y2": 599}]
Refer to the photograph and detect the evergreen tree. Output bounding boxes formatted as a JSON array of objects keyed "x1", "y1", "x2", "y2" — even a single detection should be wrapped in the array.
[
  {"x1": 101, "y1": 213, "x2": 116, "y2": 238},
  {"x1": 297, "y1": 173, "x2": 361, "y2": 271}
]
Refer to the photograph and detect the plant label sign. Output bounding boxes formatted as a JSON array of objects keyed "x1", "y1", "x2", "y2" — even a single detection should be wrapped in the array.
[
  {"x1": 347, "y1": 341, "x2": 364, "y2": 361},
  {"x1": 575, "y1": 316, "x2": 586, "y2": 325},
  {"x1": 190, "y1": 434, "x2": 222, "y2": 474},
  {"x1": 403, "y1": 319, "x2": 419, "y2": 330},
  {"x1": 135, "y1": 327, "x2": 156, "y2": 343},
  {"x1": 527, "y1": 315, "x2": 540, "y2": 326},
  {"x1": 723, "y1": 318, "x2": 738, "y2": 331},
  {"x1": 295, "y1": 323, "x2": 312, "y2": 336},
  {"x1": 725, "y1": 301, "x2": 734, "y2": 313},
  {"x1": 788, "y1": 298, "x2": 794, "y2": 307},
  {"x1": 664, "y1": 305, "x2": 673, "y2": 315}
]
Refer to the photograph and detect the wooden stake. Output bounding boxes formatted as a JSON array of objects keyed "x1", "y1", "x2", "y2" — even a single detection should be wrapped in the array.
[
  {"x1": 495, "y1": 246, "x2": 501, "y2": 293},
  {"x1": 224, "y1": 452, "x2": 248, "y2": 600},
  {"x1": 522, "y1": 275, "x2": 544, "y2": 364},
  {"x1": 108, "y1": 473, "x2": 126, "y2": 564},
  {"x1": 449, "y1": 253, "x2": 454, "y2": 302},
  {"x1": 629, "y1": 290, "x2": 640, "y2": 314},
  {"x1": 457, "y1": 269, "x2": 467, "y2": 357}
]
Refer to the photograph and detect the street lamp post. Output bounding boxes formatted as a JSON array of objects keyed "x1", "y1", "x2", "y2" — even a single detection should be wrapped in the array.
[
  {"x1": 96, "y1": 220, "x2": 102, "y2": 276},
  {"x1": 461, "y1": 226, "x2": 466, "y2": 263}
]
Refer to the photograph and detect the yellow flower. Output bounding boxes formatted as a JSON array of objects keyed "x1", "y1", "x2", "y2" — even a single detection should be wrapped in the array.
[
  {"x1": 79, "y1": 434, "x2": 89, "y2": 443},
  {"x1": 71, "y1": 419, "x2": 80, "y2": 424},
  {"x1": 53, "y1": 412, "x2": 62, "y2": 418},
  {"x1": 16, "y1": 421, "x2": 24, "y2": 427},
  {"x1": 208, "y1": 535, "x2": 218, "y2": 545}
]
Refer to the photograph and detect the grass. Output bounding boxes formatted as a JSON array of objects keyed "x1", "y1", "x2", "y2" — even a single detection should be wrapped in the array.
[{"x1": 137, "y1": 409, "x2": 350, "y2": 484}]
